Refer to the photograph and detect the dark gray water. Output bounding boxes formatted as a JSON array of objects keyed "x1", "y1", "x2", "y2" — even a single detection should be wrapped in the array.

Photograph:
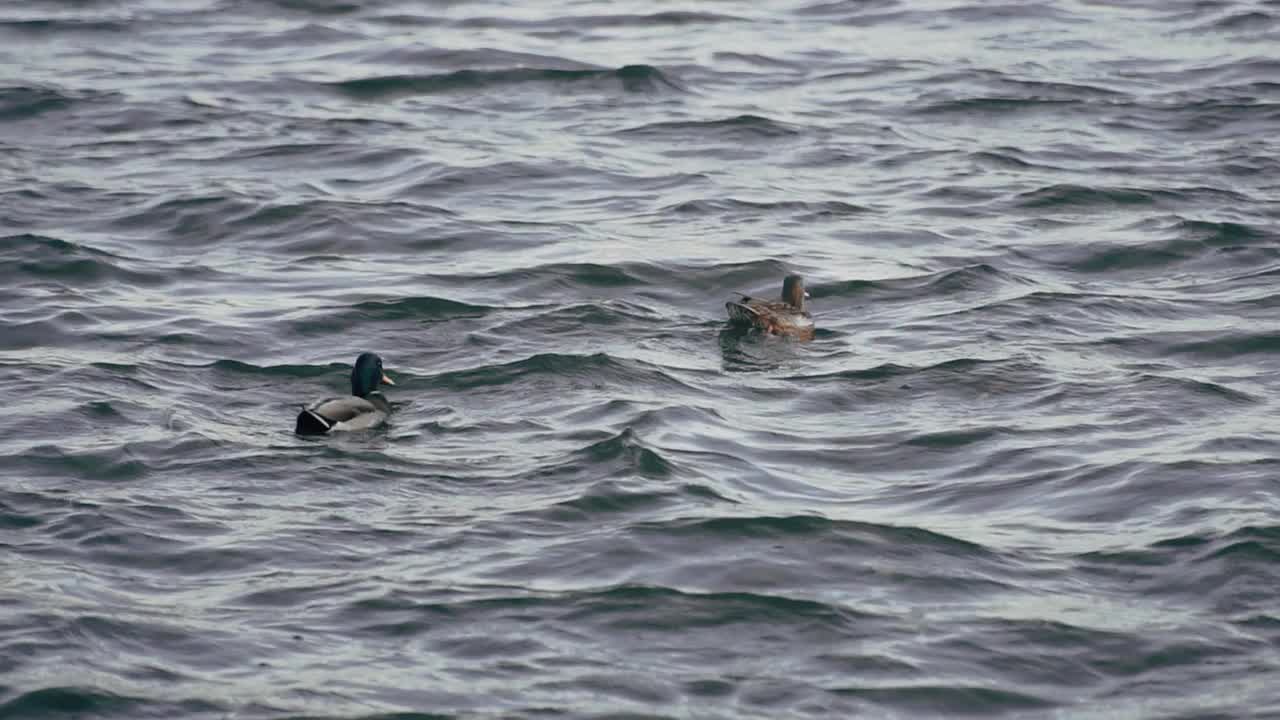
[{"x1": 3, "y1": 0, "x2": 1279, "y2": 717}]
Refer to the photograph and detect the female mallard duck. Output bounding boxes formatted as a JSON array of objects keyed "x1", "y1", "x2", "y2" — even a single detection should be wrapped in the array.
[
  {"x1": 725, "y1": 274, "x2": 814, "y2": 339},
  {"x1": 295, "y1": 352, "x2": 396, "y2": 435}
]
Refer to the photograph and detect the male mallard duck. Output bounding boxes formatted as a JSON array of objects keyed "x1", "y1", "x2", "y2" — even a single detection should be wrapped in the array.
[
  {"x1": 295, "y1": 352, "x2": 396, "y2": 435},
  {"x1": 725, "y1": 274, "x2": 814, "y2": 339}
]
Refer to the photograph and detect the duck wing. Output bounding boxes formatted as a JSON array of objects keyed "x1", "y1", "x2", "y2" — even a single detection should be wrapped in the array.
[
  {"x1": 770, "y1": 309, "x2": 815, "y2": 338},
  {"x1": 309, "y1": 395, "x2": 378, "y2": 421}
]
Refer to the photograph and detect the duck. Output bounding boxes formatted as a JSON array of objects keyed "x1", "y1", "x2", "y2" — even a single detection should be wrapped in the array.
[
  {"x1": 295, "y1": 352, "x2": 396, "y2": 435},
  {"x1": 725, "y1": 274, "x2": 815, "y2": 339}
]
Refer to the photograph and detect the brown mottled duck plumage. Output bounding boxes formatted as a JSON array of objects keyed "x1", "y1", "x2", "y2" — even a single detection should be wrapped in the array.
[{"x1": 725, "y1": 274, "x2": 815, "y2": 340}]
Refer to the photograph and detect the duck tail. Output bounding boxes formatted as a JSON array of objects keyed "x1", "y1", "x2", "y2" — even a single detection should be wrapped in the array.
[
  {"x1": 725, "y1": 300, "x2": 762, "y2": 326},
  {"x1": 295, "y1": 407, "x2": 332, "y2": 435}
]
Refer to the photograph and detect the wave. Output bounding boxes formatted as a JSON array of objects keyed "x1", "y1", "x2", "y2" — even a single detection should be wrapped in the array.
[
  {"x1": 968, "y1": 149, "x2": 1049, "y2": 169},
  {"x1": 207, "y1": 358, "x2": 351, "y2": 380},
  {"x1": 1012, "y1": 183, "x2": 1248, "y2": 210},
  {"x1": 328, "y1": 64, "x2": 682, "y2": 99},
  {"x1": 1068, "y1": 240, "x2": 1272, "y2": 275},
  {"x1": 1076, "y1": 524, "x2": 1280, "y2": 604},
  {"x1": 942, "y1": 2, "x2": 1079, "y2": 22},
  {"x1": 405, "y1": 258, "x2": 803, "y2": 304},
  {"x1": 831, "y1": 685, "x2": 1056, "y2": 713},
  {"x1": 1128, "y1": 56, "x2": 1280, "y2": 89},
  {"x1": 815, "y1": 264, "x2": 1031, "y2": 301},
  {"x1": 916, "y1": 96, "x2": 1082, "y2": 116},
  {"x1": 619, "y1": 114, "x2": 801, "y2": 140},
  {"x1": 509, "y1": 429, "x2": 682, "y2": 502},
  {"x1": 0, "y1": 83, "x2": 124, "y2": 126},
  {"x1": 256, "y1": 0, "x2": 361, "y2": 15},
  {"x1": 1175, "y1": 218, "x2": 1268, "y2": 246},
  {"x1": 0, "y1": 85, "x2": 80, "y2": 122},
  {"x1": 480, "y1": 301, "x2": 663, "y2": 338},
  {"x1": 218, "y1": 21, "x2": 365, "y2": 49},
  {"x1": 440, "y1": 10, "x2": 747, "y2": 30},
  {"x1": 571, "y1": 428, "x2": 675, "y2": 478},
  {"x1": 1165, "y1": 330, "x2": 1280, "y2": 359},
  {"x1": 427, "y1": 352, "x2": 704, "y2": 396},
  {"x1": 640, "y1": 514, "x2": 989, "y2": 554},
  {"x1": 354, "y1": 46, "x2": 601, "y2": 71},
  {"x1": 664, "y1": 198, "x2": 870, "y2": 216},
  {"x1": 1135, "y1": 374, "x2": 1260, "y2": 406},
  {"x1": 1008, "y1": 217, "x2": 1274, "y2": 277},
  {"x1": 283, "y1": 295, "x2": 494, "y2": 337},
  {"x1": 342, "y1": 583, "x2": 877, "y2": 642},
  {"x1": 107, "y1": 193, "x2": 460, "y2": 252},
  {"x1": 787, "y1": 356, "x2": 1048, "y2": 393},
  {"x1": 5, "y1": 444, "x2": 150, "y2": 483},
  {"x1": 363, "y1": 9, "x2": 744, "y2": 29},
  {"x1": 554, "y1": 11, "x2": 747, "y2": 27},
  {"x1": 0, "y1": 687, "x2": 221, "y2": 720},
  {"x1": 903, "y1": 425, "x2": 1013, "y2": 450},
  {"x1": 0, "y1": 18, "x2": 129, "y2": 34},
  {"x1": 1181, "y1": 11, "x2": 1278, "y2": 37},
  {"x1": 215, "y1": 142, "x2": 423, "y2": 172},
  {"x1": 0, "y1": 233, "x2": 187, "y2": 288},
  {"x1": 106, "y1": 193, "x2": 256, "y2": 245},
  {"x1": 544, "y1": 480, "x2": 687, "y2": 518},
  {"x1": 710, "y1": 51, "x2": 805, "y2": 69},
  {"x1": 934, "y1": 291, "x2": 1198, "y2": 332},
  {"x1": 344, "y1": 296, "x2": 491, "y2": 321}
]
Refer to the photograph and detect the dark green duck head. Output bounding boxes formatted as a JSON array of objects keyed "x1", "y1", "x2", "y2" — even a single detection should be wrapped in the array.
[{"x1": 352, "y1": 352, "x2": 395, "y2": 397}]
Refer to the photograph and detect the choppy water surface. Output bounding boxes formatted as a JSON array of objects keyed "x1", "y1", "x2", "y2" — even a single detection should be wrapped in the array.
[{"x1": 3, "y1": 0, "x2": 1280, "y2": 717}]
